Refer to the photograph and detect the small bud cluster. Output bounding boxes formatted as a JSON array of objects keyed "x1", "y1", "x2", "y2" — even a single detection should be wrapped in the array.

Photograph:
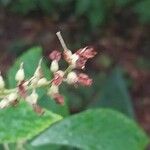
[{"x1": 0, "y1": 32, "x2": 96, "y2": 114}]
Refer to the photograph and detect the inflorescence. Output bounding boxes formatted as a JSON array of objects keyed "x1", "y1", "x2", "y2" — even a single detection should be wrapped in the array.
[{"x1": 0, "y1": 32, "x2": 97, "y2": 114}]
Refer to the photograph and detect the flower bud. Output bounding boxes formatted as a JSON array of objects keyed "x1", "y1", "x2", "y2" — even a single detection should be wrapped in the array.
[
  {"x1": 37, "y1": 78, "x2": 47, "y2": 86},
  {"x1": 34, "y1": 59, "x2": 43, "y2": 79},
  {"x1": 26, "y1": 90, "x2": 38, "y2": 105},
  {"x1": 66, "y1": 72, "x2": 78, "y2": 84},
  {"x1": 50, "y1": 60, "x2": 59, "y2": 72},
  {"x1": 63, "y1": 50, "x2": 72, "y2": 63},
  {"x1": 8, "y1": 93, "x2": 18, "y2": 102},
  {"x1": 0, "y1": 99, "x2": 9, "y2": 109},
  {"x1": 0, "y1": 72, "x2": 5, "y2": 89},
  {"x1": 15, "y1": 63, "x2": 25, "y2": 82},
  {"x1": 71, "y1": 54, "x2": 79, "y2": 68},
  {"x1": 47, "y1": 84, "x2": 59, "y2": 96}
]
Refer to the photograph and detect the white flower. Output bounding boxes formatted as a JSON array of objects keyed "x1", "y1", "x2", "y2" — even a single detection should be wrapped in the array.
[
  {"x1": 50, "y1": 60, "x2": 59, "y2": 72},
  {"x1": 70, "y1": 54, "x2": 79, "y2": 68},
  {"x1": 66, "y1": 72, "x2": 78, "y2": 84},
  {"x1": 0, "y1": 73, "x2": 5, "y2": 89},
  {"x1": 8, "y1": 93, "x2": 18, "y2": 102},
  {"x1": 37, "y1": 78, "x2": 47, "y2": 86},
  {"x1": 26, "y1": 90, "x2": 38, "y2": 105},
  {"x1": 15, "y1": 62, "x2": 25, "y2": 82},
  {"x1": 0, "y1": 99, "x2": 9, "y2": 109},
  {"x1": 34, "y1": 59, "x2": 43, "y2": 79}
]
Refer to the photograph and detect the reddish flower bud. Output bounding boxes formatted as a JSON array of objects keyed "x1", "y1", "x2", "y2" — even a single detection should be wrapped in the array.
[
  {"x1": 52, "y1": 70, "x2": 64, "y2": 86},
  {"x1": 76, "y1": 47, "x2": 97, "y2": 59},
  {"x1": 52, "y1": 93, "x2": 64, "y2": 105},
  {"x1": 33, "y1": 104, "x2": 45, "y2": 115},
  {"x1": 49, "y1": 50, "x2": 61, "y2": 61},
  {"x1": 78, "y1": 73, "x2": 93, "y2": 86},
  {"x1": 76, "y1": 57, "x2": 87, "y2": 69},
  {"x1": 63, "y1": 50, "x2": 72, "y2": 63},
  {"x1": 18, "y1": 81, "x2": 27, "y2": 98}
]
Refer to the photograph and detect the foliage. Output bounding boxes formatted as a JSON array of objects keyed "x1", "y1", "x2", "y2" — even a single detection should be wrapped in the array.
[
  {"x1": 0, "y1": 0, "x2": 149, "y2": 28},
  {"x1": 89, "y1": 67, "x2": 135, "y2": 118},
  {"x1": 0, "y1": 45, "x2": 148, "y2": 149},
  {"x1": 32, "y1": 109, "x2": 149, "y2": 150},
  {"x1": 0, "y1": 102, "x2": 62, "y2": 143}
]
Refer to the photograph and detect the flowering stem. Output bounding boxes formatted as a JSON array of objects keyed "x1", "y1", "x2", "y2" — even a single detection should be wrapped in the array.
[{"x1": 56, "y1": 31, "x2": 69, "y2": 51}]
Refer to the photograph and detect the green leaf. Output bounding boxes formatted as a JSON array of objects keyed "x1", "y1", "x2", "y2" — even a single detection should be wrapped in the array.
[
  {"x1": 32, "y1": 109, "x2": 149, "y2": 150},
  {"x1": 89, "y1": 67, "x2": 135, "y2": 118},
  {"x1": 0, "y1": 102, "x2": 62, "y2": 143}
]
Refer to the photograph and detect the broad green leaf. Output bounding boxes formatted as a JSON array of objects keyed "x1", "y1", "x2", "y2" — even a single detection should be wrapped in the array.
[
  {"x1": 32, "y1": 109, "x2": 149, "y2": 150},
  {"x1": 0, "y1": 102, "x2": 62, "y2": 143},
  {"x1": 89, "y1": 67, "x2": 134, "y2": 118},
  {"x1": 7, "y1": 47, "x2": 69, "y2": 116}
]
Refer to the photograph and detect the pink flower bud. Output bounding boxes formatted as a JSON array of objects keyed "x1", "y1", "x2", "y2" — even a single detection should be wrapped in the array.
[
  {"x1": 78, "y1": 73, "x2": 93, "y2": 86},
  {"x1": 52, "y1": 70, "x2": 64, "y2": 86},
  {"x1": 76, "y1": 47, "x2": 97, "y2": 59},
  {"x1": 52, "y1": 93, "x2": 64, "y2": 105},
  {"x1": 63, "y1": 50, "x2": 72, "y2": 63},
  {"x1": 49, "y1": 50, "x2": 61, "y2": 61}
]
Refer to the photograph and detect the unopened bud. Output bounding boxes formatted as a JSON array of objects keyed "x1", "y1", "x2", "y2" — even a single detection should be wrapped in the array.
[
  {"x1": 15, "y1": 63, "x2": 25, "y2": 82},
  {"x1": 47, "y1": 84, "x2": 59, "y2": 96},
  {"x1": 66, "y1": 72, "x2": 78, "y2": 84},
  {"x1": 8, "y1": 93, "x2": 18, "y2": 102},
  {"x1": 37, "y1": 78, "x2": 47, "y2": 86},
  {"x1": 0, "y1": 72, "x2": 5, "y2": 89},
  {"x1": 26, "y1": 90, "x2": 38, "y2": 105},
  {"x1": 50, "y1": 60, "x2": 59, "y2": 72},
  {"x1": 71, "y1": 54, "x2": 79, "y2": 68},
  {"x1": 34, "y1": 59, "x2": 43, "y2": 79}
]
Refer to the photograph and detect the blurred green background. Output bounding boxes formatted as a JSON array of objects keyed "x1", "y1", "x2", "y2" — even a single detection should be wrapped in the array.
[{"x1": 0, "y1": 0, "x2": 150, "y2": 149}]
